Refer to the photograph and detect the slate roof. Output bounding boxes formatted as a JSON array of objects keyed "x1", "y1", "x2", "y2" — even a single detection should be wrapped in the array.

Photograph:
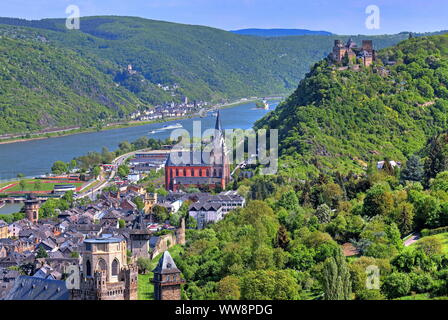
[
  {"x1": 173, "y1": 177, "x2": 222, "y2": 185},
  {"x1": 152, "y1": 251, "x2": 180, "y2": 274},
  {"x1": 166, "y1": 151, "x2": 212, "y2": 167},
  {"x1": 4, "y1": 276, "x2": 69, "y2": 300},
  {"x1": 189, "y1": 202, "x2": 222, "y2": 211}
]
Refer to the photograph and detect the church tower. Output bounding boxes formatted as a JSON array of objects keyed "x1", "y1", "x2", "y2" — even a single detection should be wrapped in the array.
[
  {"x1": 152, "y1": 251, "x2": 185, "y2": 300},
  {"x1": 209, "y1": 111, "x2": 230, "y2": 189}
]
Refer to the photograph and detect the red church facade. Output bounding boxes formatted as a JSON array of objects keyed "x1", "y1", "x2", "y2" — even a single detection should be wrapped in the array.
[{"x1": 165, "y1": 112, "x2": 230, "y2": 191}]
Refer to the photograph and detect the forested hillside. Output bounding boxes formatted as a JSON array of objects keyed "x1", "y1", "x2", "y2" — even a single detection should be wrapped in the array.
[
  {"x1": 0, "y1": 37, "x2": 143, "y2": 134},
  {"x1": 177, "y1": 34, "x2": 448, "y2": 301},
  {"x1": 256, "y1": 34, "x2": 448, "y2": 178},
  {"x1": 0, "y1": 16, "x2": 415, "y2": 106}
]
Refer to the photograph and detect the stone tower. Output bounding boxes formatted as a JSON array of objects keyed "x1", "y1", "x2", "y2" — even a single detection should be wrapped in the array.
[
  {"x1": 176, "y1": 218, "x2": 186, "y2": 246},
  {"x1": 72, "y1": 236, "x2": 138, "y2": 300},
  {"x1": 152, "y1": 251, "x2": 185, "y2": 300},
  {"x1": 144, "y1": 192, "x2": 157, "y2": 214},
  {"x1": 24, "y1": 195, "x2": 40, "y2": 224}
]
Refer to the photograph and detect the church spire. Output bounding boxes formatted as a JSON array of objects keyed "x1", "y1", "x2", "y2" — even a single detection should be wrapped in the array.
[{"x1": 215, "y1": 110, "x2": 222, "y2": 132}]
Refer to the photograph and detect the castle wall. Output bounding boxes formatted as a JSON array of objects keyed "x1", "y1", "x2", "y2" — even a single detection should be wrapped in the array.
[{"x1": 150, "y1": 233, "x2": 177, "y2": 259}]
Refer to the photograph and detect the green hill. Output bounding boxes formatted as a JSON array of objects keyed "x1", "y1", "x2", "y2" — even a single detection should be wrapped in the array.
[
  {"x1": 0, "y1": 16, "x2": 443, "y2": 135},
  {"x1": 0, "y1": 36, "x2": 144, "y2": 134},
  {"x1": 256, "y1": 34, "x2": 448, "y2": 178},
  {"x1": 0, "y1": 17, "x2": 417, "y2": 105}
]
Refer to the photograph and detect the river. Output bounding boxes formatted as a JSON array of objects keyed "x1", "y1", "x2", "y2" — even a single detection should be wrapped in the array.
[
  {"x1": 0, "y1": 100, "x2": 279, "y2": 181},
  {"x1": 0, "y1": 203, "x2": 23, "y2": 215}
]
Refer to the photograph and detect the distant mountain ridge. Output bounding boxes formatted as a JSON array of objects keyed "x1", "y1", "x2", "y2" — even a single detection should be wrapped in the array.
[{"x1": 230, "y1": 28, "x2": 333, "y2": 37}]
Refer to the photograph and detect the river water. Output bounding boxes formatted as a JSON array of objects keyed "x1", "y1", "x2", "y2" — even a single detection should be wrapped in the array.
[
  {"x1": 0, "y1": 203, "x2": 23, "y2": 215},
  {"x1": 0, "y1": 101, "x2": 278, "y2": 181}
]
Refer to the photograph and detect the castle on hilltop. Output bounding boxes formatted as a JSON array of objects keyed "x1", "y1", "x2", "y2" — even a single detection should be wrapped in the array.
[{"x1": 331, "y1": 39, "x2": 376, "y2": 67}]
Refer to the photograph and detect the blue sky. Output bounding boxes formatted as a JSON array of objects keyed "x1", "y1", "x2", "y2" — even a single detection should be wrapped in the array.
[{"x1": 1, "y1": 0, "x2": 447, "y2": 35}]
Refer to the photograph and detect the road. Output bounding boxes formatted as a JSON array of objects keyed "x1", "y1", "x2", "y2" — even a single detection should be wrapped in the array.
[
  {"x1": 404, "y1": 233, "x2": 420, "y2": 247},
  {"x1": 75, "y1": 150, "x2": 139, "y2": 201}
]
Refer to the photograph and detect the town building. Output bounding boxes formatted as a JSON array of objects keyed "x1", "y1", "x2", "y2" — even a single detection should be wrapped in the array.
[
  {"x1": 165, "y1": 112, "x2": 230, "y2": 191},
  {"x1": 0, "y1": 221, "x2": 8, "y2": 239},
  {"x1": 188, "y1": 202, "x2": 223, "y2": 229}
]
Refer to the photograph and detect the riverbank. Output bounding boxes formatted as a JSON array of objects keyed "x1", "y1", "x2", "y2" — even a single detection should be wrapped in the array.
[{"x1": 0, "y1": 96, "x2": 283, "y2": 146}]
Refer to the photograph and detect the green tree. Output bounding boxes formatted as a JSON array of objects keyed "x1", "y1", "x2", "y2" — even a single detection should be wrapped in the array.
[
  {"x1": 240, "y1": 270, "x2": 300, "y2": 300},
  {"x1": 430, "y1": 171, "x2": 448, "y2": 192},
  {"x1": 400, "y1": 155, "x2": 424, "y2": 182},
  {"x1": 276, "y1": 225, "x2": 290, "y2": 249},
  {"x1": 19, "y1": 180, "x2": 26, "y2": 191},
  {"x1": 36, "y1": 247, "x2": 48, "y2": 258},
  {"x1": 322, "y1": 250, "x2": 352, "y2": 300},
  {"x1": 314, "y1": 204, "x2": 332, "y2": 223},
  {"x1": 117, "y1": 164, "x2": 130, "y2": 179},
  {"x1": 137, "y1": 257, "x2": 152, "y2": 274},
  {"x1": 92, "y1": 166, "x2": 101, "y2": 178},
  {"x1": 217, "y1": 276, "x2": 241, "y2": 300},
  {"x1": 68, "y1": 159, "x2": 77, "y2": 171},
  {"x1": 381, "y1": 272, "x2": 411, "y2": 299},
  {"x1": 277, "y1": 190, "x2": 299, "y2": 211},
  {"x1": 424, "y1": 134, "x2": 448, "y2": 185},
  {"x1": 132, "y1": 196, "x2": 144, "y2": 211},
  {"x1": 152, "y1": 205, "x2": 169, "y2": 223},
  {"x1": 363, "y1": 183, "x2": 394, "y2": 217},
  {"x1": 51, "y1": 161, "x2": 68, "y2": 175}
]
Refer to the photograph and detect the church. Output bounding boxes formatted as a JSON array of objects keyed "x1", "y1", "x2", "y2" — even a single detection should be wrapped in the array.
[{"x1": 165, "y1": 111, "x2": 230, "y2": 191}]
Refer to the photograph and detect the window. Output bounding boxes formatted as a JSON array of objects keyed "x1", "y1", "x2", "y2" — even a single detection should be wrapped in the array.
[
  {"x1": 112, "y1": 259, "x2": 119, "y2": 276},
  {"x1": 85, "y1": 243, "x2": 92, "y2": 251},
  {"x1": 86, "y1": 260, "x2": 92, "y2": 277},
  {"x1": 97, "y1": 258, "x2": 107, "y2": 272}
]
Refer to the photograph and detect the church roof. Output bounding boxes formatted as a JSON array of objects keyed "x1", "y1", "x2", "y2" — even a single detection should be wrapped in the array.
[
  {"x1": 173, "y1": 177, "x2": 222, "y2": 185},
  {"x1": 215, "y1": 110, "x2": 223, "y2": 132},
  {"x1": 152, "y1": 251, "x2": 180, "y2": 274},
  {"x1": 166, "y1": 151, "x2": 212, "y2": 167}
]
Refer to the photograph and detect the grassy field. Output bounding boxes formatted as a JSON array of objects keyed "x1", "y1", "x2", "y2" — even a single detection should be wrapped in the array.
[
  {"x1": 137, "y1": 245, "x2": 184, "y2": 300},
  {"x1": 1, "y1": 180, "x2": 85, "y2": 193},
  {"x1": 411, "y1": 232, "x2": 448, "y2": 254},
  {"x1": 396, "y1": 293, "x2": 431, "y2": 300}
]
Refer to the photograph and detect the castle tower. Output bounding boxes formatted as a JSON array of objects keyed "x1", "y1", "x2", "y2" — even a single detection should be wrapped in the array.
[
  {"x1": 24, "y1": 195, "x2": 40, "y2": 224},
  {"x1": 176, "y1": 218, "x2": 186, "y2": 246},
  {"x1": 152, "y1": 251, "x2": 185, "y2": 300},
  {"x1": 78, "y1": 236, "x2": 137, "y2": 300}
]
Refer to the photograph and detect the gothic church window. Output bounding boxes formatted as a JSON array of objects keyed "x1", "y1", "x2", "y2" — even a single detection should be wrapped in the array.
[{"x1": 112, "y1": 259, "x2": 120, "y2": 276}]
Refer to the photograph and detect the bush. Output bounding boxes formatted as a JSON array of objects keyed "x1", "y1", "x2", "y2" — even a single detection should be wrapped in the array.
[
  {"x1": 421, "y1": 226, "x2": 448, "y2": 237},
  {"x1": 137, "y1": 257, "x2": 152, "y2": 274},
  {"x1": 381, "y1": 272, "x2": 411, "y2": 299}
]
